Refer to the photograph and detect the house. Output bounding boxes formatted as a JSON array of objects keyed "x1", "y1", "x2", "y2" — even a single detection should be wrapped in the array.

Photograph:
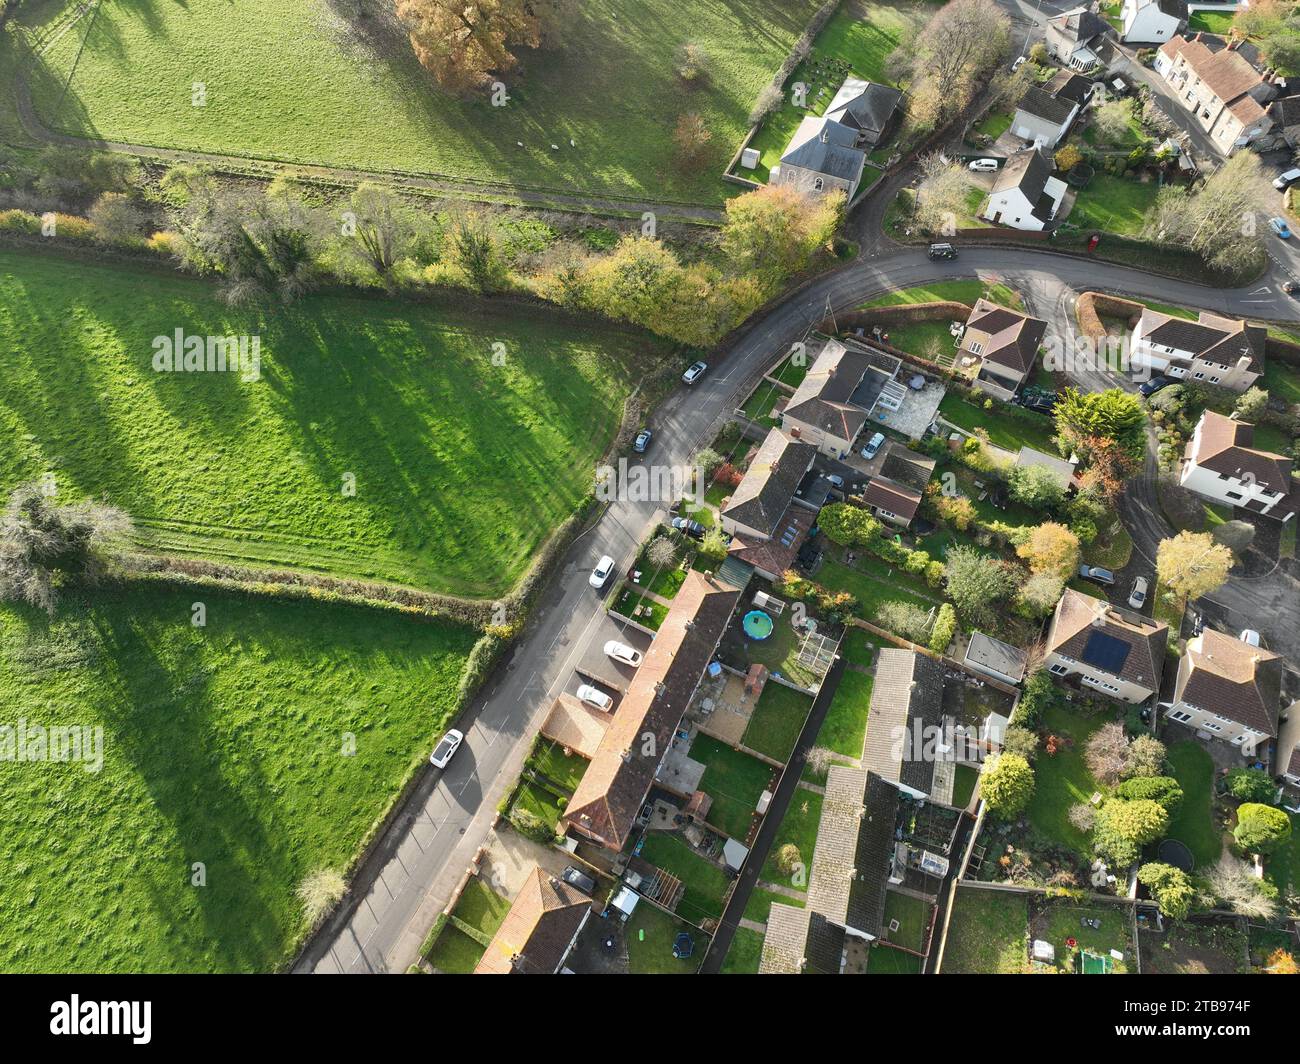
[
  {"x1": 1129, "y1": 307, "x2": 1265, "y2": 392},
  {"x1": 862, "y1": 649, "x2": 948, "y2": 800},
  {"x1": 719, "y1": 428, "x2": 817, "y2": 540},
  {"x1": 779, "y1": 338, "x2": 904, "y2": 458},
  {"x1": 1011, "y1": 70, "x2": 1096, "y2": 148},
  {"x1": 771, "y1": 76, "x2": 902, "y2": 201},
  {"x1": 1155, "y1": 34, "x2": 1278, "y2": 153},
  {"x1": 1014, "y1": 445, "x2": 1077, "y2": 489},
  {"x1": 1045, "y1": 589, "x2": 1169, "y2": 704},
  {"x1": 1277, "y1": 707, "x2": 1300, "y2": 801},
  {"x1": 859, "y1": 441, "x2": 935, "y2": 528},
  {"x1": 964, "y1": 632, "x2": 1029, "y2": 687},
  {"x1": 1121, "y1": 0, "x2": 1186, "y2": 45},
  {"x1": 1045, "y1": 8, "x2": 1110, "y2": 71},
  {"x1": 978, "y1": 148, "x2": 1067, "y2": 232},
  {"x1": 1269, "y1": 94, "x2": 1300, "y2": 150},
  {"x1": 1180, "y1": 410, "x2": 1298, "y2": 522},
  {"x1": 955, "y1": 298, "x2": 1050, "y2": 400},
  {"x1": 473, "y1": 867, "x2": 592, "y2": 974},
  {"x1": 563, "y1": 570, "x2": 742, "y2": 851},
  {"x1": 1165, "y1": 628, "x2": 1283, "y2": 756}
]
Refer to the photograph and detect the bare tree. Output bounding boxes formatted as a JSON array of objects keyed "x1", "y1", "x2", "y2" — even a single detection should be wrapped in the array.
[
  {"x1": 1201, "y1": 855, "x2": 1280, "y2": 919},
  {"x1": 913, "y1": 152, "x2": 972, "y2": 236},
  {"x1": 904, "y1": 0, "x2": 1011, "y2": 128},
  {"x1": 647, "y1": 536, "x2": 677, "y2": 570},
  {"x1": 1145, "y1": 152, "x2": 1271, "y2": 275},
  {"x1": 1085, "y1": 721, "x2": 1130, "y2": 786}
]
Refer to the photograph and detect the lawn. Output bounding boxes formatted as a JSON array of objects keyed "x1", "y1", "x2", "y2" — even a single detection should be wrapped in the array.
[
  {"x1": 1067, "y1": 175, "x2": 1160, "y2": 237},
  {"x1": 818, "y1": 557, "x2": 939, "y2": 625},
  {"x1": 692, "y1": 734, "x2": 774, "y2": 840},
  {"x1": 0, "y1": 584, "x2": 476, "y2": 972},
  {"x1": 1188, "y1": 11, "x2": 1235, "y2": 33},
  {"x1": 1263, "y1": 359, "x2": 1300, "y2": 408},
  {"x1": 940, "y1": 888, "x2": 1029, "y2": 974},
  {"x1": 838, "y1": 630, "x2": 882, "y2": 669},
  {"x1": 936, "y1": 392, "x2": 1060, "y2": 453},
  {"x1": 531, "y1": 741, "x2": 589, "y2": 793},
  {"x1": 971, "y1": 110, "x2": 1013, "y2": 142},
  {"x1": 865, "y1": 945, "x2": 923, "y2": 972},
  {"x1": 742, "y1": 682, "x2": 814, "y2": 763},
  {"x1": 25, "y1": 0, "x2": 821, "y2": 205},
  {"x1": 743, "y1": 886, "x2": 805, "y2": 924},
  {"x1": 882, "y1": 891, "x2": 930, "y2": 953},
  {"x1": 451, "y1": 878, "x2": 511, "y2": 938},
  {"x1": 636, "y1": 832, "x2": 731, "y2": 924},
  {"x1": 719, "y1": 926, "x2": 765, "y2": 973},
  {"x1": 817, "y1": 667, "x2": 875, "y2": 759},
  {"x1": 1164, "y1": 741, "x2": 1222, "y2": 869},
  {"x1": 424, "y1": 925, "x2": 485, "y2": 973},
  {"x1": 861, "y1": 279, "x2": 1023, "y2": 311},
  {"x1": 509, "y1": 780, "x2": 567, "y2": 832},
  {"x1": 1264, "y1": 812, "x2": 1300, "y2": 901},
  {"x1": 625, "y1": 900, "x2": 705, "y2": 973},
  {"x1": 1033, "y1": 898, "x2": 1133, "y2": 973},
  {"x1": 1025, "y1": 704, "x2": 1113, "y2": 855},
  {"x1": 951, "y1": 763, "x2": 979, "y2": 809},
  {"x1": 0, "y1": 248, "x2": 646, "y2": 598},
  {"x1": 759, "y1": 787, "x2": 825, "y2": 891},
  {"x1": 611, "y1": 587, "x2": 668, "y2": 630}
]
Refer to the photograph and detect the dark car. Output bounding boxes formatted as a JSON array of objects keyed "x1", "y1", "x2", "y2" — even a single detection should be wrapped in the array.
[
  {"x1": 632, "y1": 428, "x2": 652, "y2": 453},
  {"x1": 671, "y1": 516, "x2": 706, "y2": 540},
  {"x1": 561, "y1": 865, "x2": 596, "y2": 895},
  {"x1": 1139, "y1": 375, "x2": 1172, "y2": 398},
  {"x1": 927, "y1": 242, "x2": 957, "y2": 260},
  {"x1": 1285, "y1": 281, "x2": 1300, "y2": 297},
  {"x1": 1078, "y1": 564, "x2": 1116, "y2": 587},
  {"x1": 1016, "y1": 387, "x2": 1059, "y2": 413}
]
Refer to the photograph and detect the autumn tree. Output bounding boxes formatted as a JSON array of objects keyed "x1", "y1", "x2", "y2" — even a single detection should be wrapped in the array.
[
  {"x1": 673, "y1": 112, "x2": 714, "y2": 173},
  {"x1": 944, "y1": 544, "x2": 1018, "y2": 626},
  {"x1": 88, "y1": 191, "x2": 147, "y2": 244},
  {"x1": 912, "y1": 152, "x2": 973, "y2": 236},
  {"x1": 1264, "y1": 949, "x2": 1299, "y2": 974},
  {"x1": 719, "y1": 184, "x2": 843, "y2": 295},
  {"x1": 1017, "y1": 571, "x2": 1065, "y2": 616},
  {"x1": 983, "y1": 752, "x2": 1035, "y2": 818},
  {"x1": 1016, "y1": 522, "x2": 1081, "y2": 580},
  {"x1": 1091, "y1": 98, "x2": 1136, "y2": 146},
  {"x1": 343, "y1": 183, "x2": 416, "y2": 286},
  {"x1": 901, "y1": 0, "x2": 1011, "y2": 130},
  {"x1": 1053, "y1": 388, "x2": 1147, "y2": 461},
  {"x1": 1156, "y1": 530, "x2": 1234, "y2": 601}
]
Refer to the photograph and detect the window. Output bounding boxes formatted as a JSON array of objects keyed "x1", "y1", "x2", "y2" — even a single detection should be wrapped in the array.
[
  {"x1": 1049, "y1": 663, "x2": 1069, "y2": 676},
  {"x1": 1193, "y1": 371, "x2": 1205, "y2": 380},
  {"x1": 967, "y1": 341, "x2": 983, "y2": 355},
  {"x1": 1231, "y1": 734, "x2": 1248, "y2": 745},
  {"x1": 1209, "y1": 376, "x2": 1220, "y2": 384},
  {"x1": 1082, "y1": 676, "x2": 1119, "y2": 693},
  {"x1": 1226, "y1": 491, "x2": 1242, "y2": 500},
  {"x1": 1168, "y1": 709, "x2": 1193, "y2": 723},
  {"x1": 1203, "y1": 721, "x2": 1222, "y2": 732},
  {"x1": 813, "y1": 178, "x2": 824, "y2": 192}
]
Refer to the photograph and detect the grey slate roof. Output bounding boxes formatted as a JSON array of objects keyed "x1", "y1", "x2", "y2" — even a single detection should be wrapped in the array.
[
  {"x1": 989, "y1": 148, "x2": 1056, "y2": 223},
  {"x1": 781, "y1": 338, "x2": 883, "y2": 443},
  {"x1": 965, "y1": 632, "x2": 1029, "y2": 684},
  {"x1": 780, "y1": 116, "x2": 865, "y2": 181},
  {"x1": 1049, "y1": 8, "x2": 1108, "y2": 45},
  {"x1": 826, "y1": 81, "x2": 904, "y2": 146},
  {"x1": 1017, "y1": 85, "x2": 1078, "y2": 126},
  {"x1": 861, "y1": 649, "x2": 946, "y2": 795},
  {"x1": 720, "y1": 427, "x2": 817, "y2": 536}
]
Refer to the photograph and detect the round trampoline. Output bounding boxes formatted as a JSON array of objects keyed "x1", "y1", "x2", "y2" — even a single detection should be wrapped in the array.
[
  {"x1": 742, "y1": 610, "x2": 774, "y2": 640},
  {"x1": 1157, "y1": 838, "x2": 1195, "y2": 873}
]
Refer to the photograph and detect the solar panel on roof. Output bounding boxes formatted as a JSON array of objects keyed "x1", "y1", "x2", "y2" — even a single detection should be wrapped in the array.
[{"x1": 1081, "y1": 629, "x2": 1131, "y2": 674}]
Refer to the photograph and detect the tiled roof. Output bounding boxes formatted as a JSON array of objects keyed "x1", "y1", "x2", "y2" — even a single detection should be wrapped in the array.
[
  {"x1": 963, "y1": 297, "x2": 1049, "y2": 376},
  {"x1": 1137, "y1": 308, "x2": 1265, "y2": 374},
  {"x1": 1048, "y1": 8, "x2": 1108, "y2": 45},
  {"x1": 782, "y1": 338, "x2": 888, "y2": 444},
  {"x1": 1017, "y1": 85, "x2": 1077, "y2": 126},
  {"x1": 1047, "y1": 589, "x2": 1168, "y2": 692},
  {"x1": 720, "y1": 428, "x2": 817, "y2": 537},
  {"x1": 861, "y1": 649, "x2": 946, "y2": 794},
  {"x1": 861, "y1": 477, "x2": 921, "y2": 522},
  {"x1": 779, "y1": 116, "x2": 866, "y2": 186},
  {"x1": 759, "y1": 903, "x2": 812, "y2": 973},
  {"x1": 1175, "y1": 628, "x2": 1283, "y2": 737},
  {"x1": 726, "y1": 502, "x2": 814, "y2": 575},
  {"x1": 1187, "y1": 411, "x2": 1292, "y2": 495},
  {"x1": 473, "y1": 868, "x2": 591, "y2": 974}
]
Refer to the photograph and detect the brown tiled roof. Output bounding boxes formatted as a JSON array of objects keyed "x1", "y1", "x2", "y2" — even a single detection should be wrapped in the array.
[
  {"x1": 1174, "y1": 628, "x2": 1283, "y2": 737},
  {"x1": 473, "y1": 868, "x2": 591, "y2": 974},
  {"x1": 1160, "y1": 34, "x2": 1270, "y2": 109},
  {"x1": 963, "y1": 298, "x2": 1048, "y2": 376},
  {"x1": 862, "y1": 650, "x2": 946, "y2": 794},
  {"x1": 727, "y1": 503, "x2": 814, "y2": 574},
  {"x1": 1047, "y1": 589, "x2": 1168, "y2": 692},
  {"x1": 539, "y1": 693, "x2": 609, "y2": 760},
  {"x1": 720, "y1": 428, "x2": 816, "y2": 537},
  {"x1": 1187, "y1": 411, "x2": 1292, "y2": 495},
  {"x1": 861, "y1": 477, "x2": 921, "y2": 522},
  {"x1": 782, "y1": 339, "x2": 898, "y2": 443},
  {"x1": 1138, "y1": 308, "x2": 1265, "y2": 374},
  {"x1": 563, "y1": 570, "x2": 741, "y2": 850}
]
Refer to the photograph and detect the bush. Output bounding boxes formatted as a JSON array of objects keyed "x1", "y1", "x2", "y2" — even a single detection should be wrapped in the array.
[
  {"x1": 1137, "y1": 862, "x2": 1195, "y2": 920},
  {"x1": 1113, "y1": 775, "x2": 1183, "y2": 813},
  {"x1": 876, "y1": 600, "x2": 933, "y2": 643},
  {"x1": 983, "y1": 752, "x2": 1035, "y2": 819},
  {"x1": 928, "y1": 602, "x2": 957, "y2": 654},
  {"x1": 1121, "y1": 735, "x2": 1167, "y2": 780},
  {"x1": 1011, "y1": 670, "x2": 1057, "y2": 729},
  {"x1": 508, "y1": 807, "x2": 554, "y2": 844},
  {"x1": 1094, "y1": 798, "x2": 1168, "y2": 867},
  {"x1": 1002, "y1": 725, "x2": 1040, "y2": 762},
  {"x1": 1225, "y1": 767, "x2": 1276, "y2": 804},
  {"x1": 1233, "y1": 803, "x2": 1293, "y2": 854},
  {"x1": 1068, "y1": 802, "x2": 1097, "y2": 833}
]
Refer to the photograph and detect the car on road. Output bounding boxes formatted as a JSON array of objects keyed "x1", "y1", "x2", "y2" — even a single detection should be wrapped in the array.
[
  {"x1": 561, "y1": 866, "x2": 596, "y2": 895},
  {"x1": 1274, "y1": 168, "x2": 1300, "y2": 191},
  {"x1": 1270, "y1": 217, "x2": 1292, "y2": 239},
  {"x1": 575, "y1": 683, "x2": 614, "y2": 711},
  {"x1": 968, "y1": 158, "x2": 999, "y2": 172},
  {"x1": 860, "y1": 431, "x2": 886, "y2": 460},
  {"x1": 632, "y1": 428, "x2": 652, "y2": 453},
  {"x1": 1286, "y1": 281, "x2": 1300, "y2": 297},
  {"x1": 589, "y1": 554, "x2": 616, "y2": 589},
  {"x1": 927, "y1": 242, "x2": 958, "y2": 260},
  {"x1": 671, "y1": 516, "x2": 706, "y2": 539},
  {"x1": 1128, "y1": 576, "x2": 1149, "y2": 610},
  {"x1": 429, "y1": 729, "x2": 464, "y2": 769},
  {"x1": 1139, "y1": 375, "x2": 1173, "y2": 397},
  {"x1": 681, "y1": 360, "x2": 708, "y2": 385},
  {"x1": 1079, "y1": 564, "x2": 1116, "y2": 586},
  {"x1": 1011, "y1": 55, "x2": 1027, "y2": 72},
  {"x1": 604, "y1": 640, "x2": 643, "y2": 668}
]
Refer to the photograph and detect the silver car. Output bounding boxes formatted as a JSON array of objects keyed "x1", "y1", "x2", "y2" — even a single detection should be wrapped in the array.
[{"x1": 1128, "y1": 577, "x2": 1149, "y2": 610}]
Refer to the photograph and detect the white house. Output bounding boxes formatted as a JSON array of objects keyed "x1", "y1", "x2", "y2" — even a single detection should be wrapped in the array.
[
  {"x1": 1045, "y1": 590, "x2": 1168, "y2": 704},
  {"x1": 1180, "y1": 410, "x2": 1297, "y2": 521},
  {"x1": 1045, "y1": 8, "x2": 1109, "y2": 71},
  {"x1": 1129, "y1": 307, "x2": 1265, "y2": 392},
  {"x1": 979, "y1": 147, "x2": 1067, "y2": 231},
  {"x1": 1165, "y1": 628, "x2": 1283, "y2": 757},
  {"x1": 1121, "y1": 0, "x2": 1186, "y2": 45},
  {"x1": 1010, "y1": 70, "x2": 1095, "y2": 149}
]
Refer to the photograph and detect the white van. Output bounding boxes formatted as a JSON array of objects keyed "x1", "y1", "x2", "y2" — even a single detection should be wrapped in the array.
[
  {"x1": 968, "y1": 158, "x2": 1000, "y2": 173},
  {"x1": 1274, "y1": 168, "x2": 1300, "y2": 191}
]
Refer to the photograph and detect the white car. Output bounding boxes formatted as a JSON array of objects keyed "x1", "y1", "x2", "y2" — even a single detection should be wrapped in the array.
[
  {"x1": 1274, "y1": 167, "x2": 1300, "y2": 191},
  {"x1": 604, "y1": 640, "x2": 643, "y2": 668},
  {"x1": 860, "y1": 432, "x2": 886, "y2": 460},
  {"x1": 1240, "y1": 629, "x2": 1262, "y2": 647},
  {"x1": 575, "y1": 683, "x2": 614, "y2": 711},
  {"x1": 968, "y1": 158, "x2": 999, "y2": 173},
  {"x1": 429, "y1": 729, "x2": 464, "y2": 769},
  {"x1": 1128, "y1": 577, "x2": 1149, "y2": 610},
  {"x1": 589, "y1": 554, "x2": 615, "y2": 589},
  {"x1": 681, "y1": 361, "x2": 708, "y2": 385}
]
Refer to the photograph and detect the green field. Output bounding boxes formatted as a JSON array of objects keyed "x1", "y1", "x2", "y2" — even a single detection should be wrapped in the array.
[
  {"x1": 817, "y1": 666, "x2": 875, "y2": 758},
  {"x1": 1067, "y1": 175, "x2": 1160, "y2": 237},
  {"x1": 25, "y1": 0, "x2": 819, "y2": 204},
  {"x1": 0, "y1": 248, "x2": 646, "y2": 597},
  {"x1": 719, "y1": 926, "x2": 764, "y2": 973},
  {"x1": 940, "y1": 888, "x2": 1028, "y2": 974},
  {"x1": 0, "y1": 584, "x2": 476, "y2": 972},
  {"x1": 742, "y1": 681, "x2": 813, "y2": 763},
  {"x1": 861, "y1": 279, "x2": 1023, "y2": 310}
]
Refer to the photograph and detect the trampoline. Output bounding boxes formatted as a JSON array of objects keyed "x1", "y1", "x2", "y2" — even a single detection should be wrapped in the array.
[
  {"x1": 742, "y1": 610, "x2": 774, "y2": 640},
  {"x1": 1156, "y1": 838, "x2": 1195, "y2": 873}
]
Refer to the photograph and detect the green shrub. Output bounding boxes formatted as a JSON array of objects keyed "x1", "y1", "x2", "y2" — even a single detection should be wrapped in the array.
[
  {"x1": 1234, "y1": 803, "x2": 1292, "y2": 854},
  {"x1": 1137, "y1": 862, "x2": 1195, "y2": 920},
  {"x1": 1225, "y1": 767, "x2": 1276, "y2": 804},
  {"x1": 1094, "y1": 798, "x2": 1168, "y2": 866},
  {"x1": 983, "y1": 753, "x2": 1035, "y2": 818},
  {"x1": 928, "y1": 602, "x2": 957, "y2": 654},
  {"x1": 1114, "y1": 775, "x2": 1183, "y2": 813}
]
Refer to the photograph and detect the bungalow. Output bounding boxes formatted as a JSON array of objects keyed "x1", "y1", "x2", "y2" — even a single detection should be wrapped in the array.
[
  {"x1": 955, "y1": 298, "x2": 1049, "y2": 400},
  {"x1": 1011, "y1": 70, "x2": 1096, "y2": 149},
  {"x1": 1045, "y1": 589, "x2": 1169, "y2": 704},
  {"x1": 1129, "y1": 307, "x2": 1265, "y2": 392},
  {"x1": 1045, "y1": 8, "x2": 1109, "y2": 71},
  {"x1": 1165, "y1": 628, "x2": 1283, "y2": 757},
  {"x1": 1180, "y1": 411, "x2": 1298, "y2": 522},
  {"x1": 859, "y1": 441, "x2": 935, "y2": 529},
  {"x1": 780, "y1": 338, "x2": 904, "y2": 458},
  {"x1": 1155, "y1": 34, "x2": 1278, "y2": 153},
  {"x1": 862, "y1": 649, "x2": 949, "y2": 800},
  {"x1": 563, "y1": 570, "x2": 742, "y2": 851},
  {"x1": 473, "y1": 867, "x2": 592, "y2": 975},
  {"x1": 1014, "y1": 445, "x2": 1078, "y2": 490},
  {"x1": 1121, "y1": 0, "x2": 1186, "y2": 45},
  {"x1": 978, "y1": 148, "x2": 1067, "y2": 232}
]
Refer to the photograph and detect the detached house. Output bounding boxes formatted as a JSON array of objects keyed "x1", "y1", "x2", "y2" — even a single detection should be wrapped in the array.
[
  {"x1": 719, "y1": 427, "x2": 819, "y2": 580},
  {"x1": 779, "y1": 338, "x2": 905, "y2": 457},
  {"x1": 1011, "y1": 70, "x2": 1096, "y2": 148},
  {"x1": 1180, "y1": 411, "x2": 1298, "y2": 522},
  {"x1": 1121, "y1": 0, "x2": 1186, "y2": 45},
  {"x1": 978, "y1": 147, "x2": 1067, "y2": 232},
  {"x1": 859, "y1": 440, "x2": 935, "y2": 529},
  {"x1": 1155, "y1": 33, "x2": 1278, "y2": 153},
  {"x1": 1129, "y1": 307, "x2": 1265, "y2": 392},
  {"x1": 473, "y1": 868, "x2": 592, "y2": 975},
  {"x1": 1165, "y1": 628, "x2": 1283, "y2": 756},
  {"x1": 1045, "y1": 589, "x2": 1169, "y2": 704},
  {"x1": 955, "y1": 298, "x2": 1049, "y2": 401},
  {"x1": 1045, "y1": 8, "x2": 1109, "y2": 71}
]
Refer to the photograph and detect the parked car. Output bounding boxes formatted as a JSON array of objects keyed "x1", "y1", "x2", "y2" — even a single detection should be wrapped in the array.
[
  {"x1": 681, "y1": 360, "x2": 708, "y2": 384},
  {"x1": 561, "y1": 866, "x2": 596, "y2": 895},
  {"x1": 968, "y1": 158, "x2": 999, "y2": 172},
  {"x1": 1270, "y1": 217, "x2": 1292, "y2": 239},
  {"x1": 1139, "y1": 375, "x2": 1173, "y2": 397},
  {"x1": 860, "y1": 431, "x2": 886, "y2": 460},
  {"x1": 1240, "y1": 629, "x2": 1262, "y2": 647},
  {"x1": 1285, "y1": 280, "x2": 1300, "y2": 297},
  {"x1": 575, "y1": 683, "x2": 614, "y2": 711},
  {"x1": 1128, "y1": 576, "x2": 1149, "y2": 610},
  {"x1": 927, "y1": 242, "x2": 958, "y2": 260},
  {"x1": 632, "y1": 429, "x2": 652, "y2": 453},
  {"x1": 1079, "y1": 564, "x2": 1116, "y2": 586},
  {"x1": 671, "y1": 516, "x2": 706, "y2": 539},
  {"x1": 1019, "y1": 391, "x2": 1059, "y2": 413},
  {"x1": 604, "y1": 640, "x2": 643, "y2": 668},
  {"x1": 589, "y1": 554, "x2": 615, "y2": 589},
  {"x1": 1011, "y1": 55, "x2": 1027, "y2": 72},
  {"x1": 429, "y1": 729, "x2": 464, "y2": 769},
  {"x1": 824, "y1": 473, "x2": 845, "y2": 489},
  {"x1": 1273, "y1": 167, "x2": 1300, "y2": 191}
]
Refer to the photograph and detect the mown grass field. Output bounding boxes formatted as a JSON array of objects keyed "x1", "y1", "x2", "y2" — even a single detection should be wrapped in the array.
[
  {"x1": 0, "y1": 248, "x2": 648, "y2": 597},
  {"x1": 26, "y1": 0, "x2": 819, "y2": 204},
  {"x1": 0, "y1": 584, "x2": 477, "y2": 972}
]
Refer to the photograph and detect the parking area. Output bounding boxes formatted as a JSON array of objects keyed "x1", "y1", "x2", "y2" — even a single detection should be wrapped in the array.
[{"x1": 568, "y1": 613, "x2": 655, "y2": 699}]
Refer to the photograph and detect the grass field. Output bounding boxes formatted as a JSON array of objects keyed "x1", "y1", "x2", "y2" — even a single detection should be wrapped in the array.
[
  {"x1": 861, "y1": 279, "x2": 1023, "y2": 311},
  {"x1": 937, "y1": 392, "x2": 1060, "y2": 453},
  {"x1": 625, "y1": 901, "x2": 703, "y2": 973},
  {"x1": 1025, "y1": 704, "x2": 1112, "y2": 855},
  {"x1": 940, "y1": 888, "x2": 1028, "y2": 974},
  {"x1": 817, "y1": 666, "x2": 875, "y2": 758},
  {"x1": 0, "y1": 248, "x2": 647, "y2": 597},
  {"x1": 26, "y1": 0, "x2": 819, "y2": 204},
  {"x1": 1068, "y1": 175, "x2": 1160, "y2": 237},
  {"x1": 0, "y1": 584, "x2": 476, "y2": 972},
  {"x1": 1165, "y1": 741, "x2": 1222, "y2": 869}
]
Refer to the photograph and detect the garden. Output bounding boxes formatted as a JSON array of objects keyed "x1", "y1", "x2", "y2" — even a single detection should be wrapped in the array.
[
  {"x1": 741, "y1": 681, "x2": 816, "y2": 763},
  {"x1": 939, "y1": 887, "x2": 1029, "y2": 974},
  {"x1": 815, "y1": 665, "x2": 875, "y2": 760},
  {"x1": 624, "y1": 900, "x2": 709, "y2": 974},
  {"x1": 691, "y1": 734, "x2": 778, "y2": 841},
  {"x1": 1029, "y1": 897, "x2": 1134, "y2": 973},
  {"x1": 759, "y1": 787, "x2": 826, "y2": 894},
  {"x1": 422, "y1": 876, "x2": 511, "y2": 973},
  {"x1": 636, "y1": 831, "x2": 733, "y2": 926}
]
